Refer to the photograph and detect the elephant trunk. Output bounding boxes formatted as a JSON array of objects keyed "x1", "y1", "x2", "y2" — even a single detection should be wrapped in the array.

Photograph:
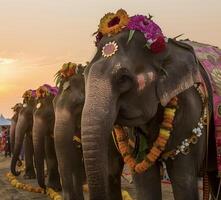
[
  {"x1": 32, "y1": 117, "x2": 46, "y2": 189},
  {"x1": 82, "y1": 77, "x2": 116, "y2": 200},
  {"x1": 54, "y1": 109, "x2": 77, "y2": 197},
  {"x1": 9, "y1": 120, "x2": 16, "y2": 155},
  {"x1": 11, "y1": 116, "x2": 28, "y2": 176}
]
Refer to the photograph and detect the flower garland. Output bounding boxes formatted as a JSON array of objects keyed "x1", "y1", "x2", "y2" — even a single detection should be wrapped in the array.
[
  {"x1": 114, "y1": 97, "x2": 178, "y2": 173},
  {"x1": 54, "y1": 62, "x2": 78, "y2": 86},
  {"x1": 22, "y1": 90, "x2": 36, "y2": 102},
  {"x1": 36, "y1": 84, "x2": 58, "y2": 99},
  {"x1": 11, "y1": 103, "x2": 23, "y2": 112},
  {"x1": 95, "y1": 9, "x2": 166, "y2": 53}
]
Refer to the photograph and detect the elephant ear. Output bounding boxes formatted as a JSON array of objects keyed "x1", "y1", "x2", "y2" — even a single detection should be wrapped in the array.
[{"x1": 157, "y1": 39, "x2": 201, "y2": 106}]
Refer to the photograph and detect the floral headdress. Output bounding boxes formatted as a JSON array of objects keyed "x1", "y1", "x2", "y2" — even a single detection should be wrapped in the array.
[
  {"x1": 95, "y1": 9, "x2": 166, "y2": 53},
  {"x1": 22, "y1": 89, "x2": 36, "y2": 100},
  {"x1": 11, "y1": 103, "x2": 23, "y2": 112},
  {"x1": 36, "y1": 84, "x2": 58, "y2": 99},
  {"x1": 54, "y1": 62, "x2": 85, "y2": 86}
]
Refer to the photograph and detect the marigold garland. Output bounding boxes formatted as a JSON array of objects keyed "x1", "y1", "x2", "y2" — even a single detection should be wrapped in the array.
[
  {"x1": 115, "y1": 97, "x2": 178, "y2": 173},
  {"x1": 98, "y1": 9, "x2": 129, "y2": 36}
]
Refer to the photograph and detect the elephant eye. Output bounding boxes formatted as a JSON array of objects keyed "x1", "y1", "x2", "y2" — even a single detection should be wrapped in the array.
[{"x1": 113, "y1": 68, "x2": 134, "y2": 93}]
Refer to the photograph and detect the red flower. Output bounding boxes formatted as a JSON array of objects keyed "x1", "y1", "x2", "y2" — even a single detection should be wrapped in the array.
[{"x1": 150, "y1": 36, "x2": 166, "y2": 53}]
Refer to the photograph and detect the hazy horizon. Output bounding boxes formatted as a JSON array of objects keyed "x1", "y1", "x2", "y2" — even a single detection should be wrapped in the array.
[{"x1": 0, "y1": 0, "x2": 220, "y2": 117}]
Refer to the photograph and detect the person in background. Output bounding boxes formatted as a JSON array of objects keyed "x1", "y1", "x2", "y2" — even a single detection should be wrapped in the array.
[
  {"x1": 0, "y1": 127, "x2": 3, "y2": 153},
  {"x1": 2, "y1": 126, "x2": 11, "y2": 157}
]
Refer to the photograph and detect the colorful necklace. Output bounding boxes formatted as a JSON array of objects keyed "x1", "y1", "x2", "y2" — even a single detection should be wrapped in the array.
[{"x1": 114, "y1": 97, "x2": 178, "y2": 173}]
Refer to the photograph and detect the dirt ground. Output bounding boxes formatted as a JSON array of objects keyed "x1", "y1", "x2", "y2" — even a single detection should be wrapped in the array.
[{"x1": 0, "y1": 154, "x2": 203, "y2": 200}]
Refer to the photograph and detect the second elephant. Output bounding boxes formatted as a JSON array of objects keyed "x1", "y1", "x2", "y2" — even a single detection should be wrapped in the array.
[{"x1": 32, "y1": 84, "x2": 61, "y2": 191}]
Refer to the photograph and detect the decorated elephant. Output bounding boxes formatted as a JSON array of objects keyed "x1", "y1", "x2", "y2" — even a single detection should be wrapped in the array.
[
  {"x1": 11, "y1": 89, "x2": 36, "y2": 179},
  {"x1": 10, "y1": 103, "x2": 23, "y2": 155},
  {"x1": 32, "y1": 84, "x2": 61, "y2": 191},
  {"x1": 53, "y1": 62, "x2": 124, "y2": 200},
  {"x1": 81, "y1": 9, "x2": 221, "y2": 200}
]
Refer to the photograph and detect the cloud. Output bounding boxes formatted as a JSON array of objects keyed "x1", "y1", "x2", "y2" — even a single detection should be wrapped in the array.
[{"x1": 0, "y1": 58, "x2": 16, "y2": 65}]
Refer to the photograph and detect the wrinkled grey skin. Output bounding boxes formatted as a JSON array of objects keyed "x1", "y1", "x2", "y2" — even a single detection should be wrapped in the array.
[
  {"x1": 54, "y1": 65, "x2": 124, "y2": 200},
  {"x1": 54, "y1": 71, "x2": 86, "y2": 200},
  {"x1": 11, "y1": 98, "x2": 36, "y2": 179},
  {"x1": 32, "y1": 95, "x2": 61, "y2": 191},
  {"x1": 10, "y1": 104, "x2": 23, "y2": 155},
  {"x1": 82, "y1": 30, "x2": 220, "y2": 200}
]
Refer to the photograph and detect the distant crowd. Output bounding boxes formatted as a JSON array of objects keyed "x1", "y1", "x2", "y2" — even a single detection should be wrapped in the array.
[{"x1": 0, "y1": 126, "x2": 11, "y2": 157}]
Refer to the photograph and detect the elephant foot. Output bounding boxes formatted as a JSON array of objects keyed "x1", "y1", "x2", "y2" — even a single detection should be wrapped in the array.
[
  {"x1": 16, "y1": 159, "x2": 22, "y2": 167},
  {"x1": 47, "y1": 182, "x2": 62, "y2": 192},
  {"x1": 23, "y1": 172, "x2": 36, "y2": 179}
]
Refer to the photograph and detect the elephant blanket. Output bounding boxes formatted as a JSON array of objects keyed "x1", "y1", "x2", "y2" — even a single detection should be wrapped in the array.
[{"x1": 183, "y1": 40, "x2": 221, "y2": 175}]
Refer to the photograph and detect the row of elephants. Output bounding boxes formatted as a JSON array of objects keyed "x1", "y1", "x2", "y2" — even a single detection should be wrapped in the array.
[{"x1": 8, "y1": 8, "x2": 221, "y2": 200}]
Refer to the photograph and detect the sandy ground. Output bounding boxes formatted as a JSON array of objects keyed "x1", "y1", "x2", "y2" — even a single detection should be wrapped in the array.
[{"x1": 0, "y1": 154, "x2": 203, "y2": 200}]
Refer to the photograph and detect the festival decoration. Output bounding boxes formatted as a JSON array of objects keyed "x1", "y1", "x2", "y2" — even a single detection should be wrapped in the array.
[
  {"x1": 114, "y1": 84, "x2": 207, "y2": 173},
  {"x1": 98, "y1": 9, "x2": 129, "y2": 36},
  {"x1": 6, "y1": 172, "x2": 62, "y2": 200},
  {"x1": 54, "y1": 62, "x2": 78, "y2": 86},
  {"x1": 161, "y1": 120, "x2": 204, "y2": 160},
  {"x1": 114, "y1": 97, "x2": 178, "y2": 173},
  {"x1": 22, "y1": 89, "x2": 36, "y2": 100},
  {"x1": 11, "y1": 103, "x2": 23, "y2": 112},
  {"x1": 6, "y1": 172, "x2": 44, "y2": 193},
  {"x1": 211, "y1": 68, "x2": 221, "y2": 96},
  {"x1": 95, "y1": 9, "x2": 167, "y2": 53},
  {"x1": 102, "y1": 41, "x2": 119, "y2": 58},
  {"x1": 36, "y1": 84, "x2": 58, "y2": 99},
  {"x1": 6, "y1": 172, "x2": 130, "y2": 200},
  {"x1": 36, "y1": 103, "x2": 41, "y2": 109}
]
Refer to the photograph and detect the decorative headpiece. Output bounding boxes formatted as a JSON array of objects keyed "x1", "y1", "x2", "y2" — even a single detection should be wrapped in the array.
[
  {"x1": 11, "y1": 103, "x2": 23, "y2": 112},
  {"x1": 54, "y1": 62, "x2": 85, "y2": 86},
  {"x1": 22, "y1": 89, "x2": 36, "y2": 100},
  {"x1": 36, "y1": 84, "x2": 58, "y2": 99},
  {"x1": 95, "y1": 9, "x2": 166, "y2": 54}
]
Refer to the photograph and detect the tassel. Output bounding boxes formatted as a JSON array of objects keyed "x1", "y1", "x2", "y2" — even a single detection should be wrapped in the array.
[{"x1": 203, "y1": 173, "x2": 210, "y2": 200}]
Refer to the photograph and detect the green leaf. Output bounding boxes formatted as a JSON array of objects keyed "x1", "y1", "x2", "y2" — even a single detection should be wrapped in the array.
[
  {"x1": 62, "y1": 63, "x2": 68, "y2": 69},
  {"x1": 144, "y1": 42, "x2": 151, "y2": 49},
  {"x1": 160, "y1": 67, "x2": 168, "y2": 77},
  {"x1": 148, "y1": 13, "x2": 153, "y2": 20},
  {"x1": 127, "y1": 30, "x2": 135, "y2": 44},
  {"x1": 136, "y1": 134, "x2": 149, "y2": 163},
  {"x1": 55, "y1": 77, "x2": 61, "y2": 87}
]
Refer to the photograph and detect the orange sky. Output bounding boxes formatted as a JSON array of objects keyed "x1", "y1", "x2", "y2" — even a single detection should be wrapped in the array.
[{"x1": 0, "y1": 0, "x2": 220, "y2": 118}]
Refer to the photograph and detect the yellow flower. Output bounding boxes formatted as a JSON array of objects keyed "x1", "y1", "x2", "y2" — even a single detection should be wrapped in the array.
[{"x1": 98, "y1": 9, "x2": 129, "y2": 36}]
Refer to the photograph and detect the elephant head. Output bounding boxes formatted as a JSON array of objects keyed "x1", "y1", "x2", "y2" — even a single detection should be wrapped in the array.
[
  {"x1": 10, "y1": 103, "x2": 23, "y2": 155},
  {"x1": 11, "y1": 89, "x2": 36, "y2": 176},
  {"x1": 53, "y1": 62, "x2": 85, "y2": 199},
  {"x1": 32, "y1": 84, "x2": 59, "y2": 189},
  {"x1": 82, "y1": 10, "x2": 200, "y2": 199}
]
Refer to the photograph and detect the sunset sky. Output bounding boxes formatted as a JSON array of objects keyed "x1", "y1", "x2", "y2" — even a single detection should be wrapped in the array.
[{"x1": 0, "y1": 0, "x2": 220, "y2": 117}]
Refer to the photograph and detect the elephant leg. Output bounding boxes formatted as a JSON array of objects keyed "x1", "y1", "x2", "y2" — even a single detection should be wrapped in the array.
[
  {"x1": 166, "y1": 157, "x2": 199, "y2": 200},
  {"x1": 133, "y1": 163, "x2": 162, "y2": 200},
  {"x1": 24, "y1": 134, "x2": 36, "y2": 179},
  {"x1": 45, "y1": 135, "x2": 61, "y2": 191},
  {"x1": 108, "y1": 136, "x2": 124, "y2": 200},
  {"x1": 72, "y1": 146, "x2": 84, "y2": 200}
]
